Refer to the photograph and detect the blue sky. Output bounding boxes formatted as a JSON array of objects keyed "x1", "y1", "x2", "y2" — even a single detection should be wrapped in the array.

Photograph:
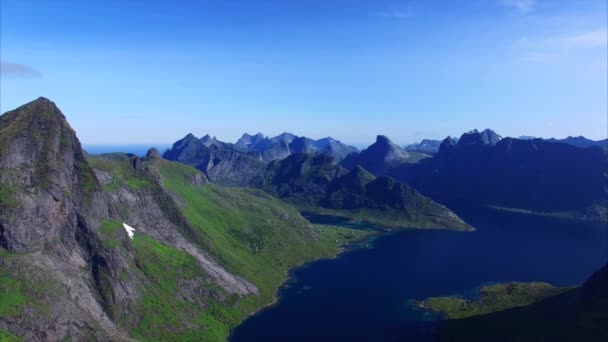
[{"x1": 1, "y1": 0, "x2": 606, "y2": 146}]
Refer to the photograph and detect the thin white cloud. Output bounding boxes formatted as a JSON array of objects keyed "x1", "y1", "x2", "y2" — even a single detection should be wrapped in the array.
[
  {"x1": 0, "y1": 61, "x2": 42, "y2": 78},
  {"x1": 501, "y1": 0, "x2": 536, "y2": 13},
  {"x1": 514, "y1": 28, "x2": 607, "y2": 63},
  {"x1": 370, "y1": 8, "x2": 414, "y2": 19},
  {"x1": 550, "y1": 29, "x2": 607, "y2": 49}
]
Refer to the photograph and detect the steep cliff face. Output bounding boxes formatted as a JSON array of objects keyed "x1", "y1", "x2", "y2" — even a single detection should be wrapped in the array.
[
  {"x1": 0, "y1": 98, "x2": 355, "y2": 341},
  {"x1": 0, "y1": 98, "x2": 132, "y2": 340},
  {"x1": 0, "y1": 97, "x2": 101, "y2": 253}
]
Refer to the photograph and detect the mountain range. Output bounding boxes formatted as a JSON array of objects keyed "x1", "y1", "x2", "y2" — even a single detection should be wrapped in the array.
[
  {"x1": 162, "y1": 132, "x2": 358, "y2": 186},
  {"x1": 164, "y1": 127, "x2": 607, "y2": 221},
  {"x1": 406, "y1": 134, "x2": 607, "y2": 155},
  {"x1": 235, "y1": 132, "x2": 358, "y2": 162},
  {"x1": 547, "y1": 136, "x2": 608, "y2": 149},
  {"x1": 390, "y1": 129, "x2": 608, "y2": 219}
]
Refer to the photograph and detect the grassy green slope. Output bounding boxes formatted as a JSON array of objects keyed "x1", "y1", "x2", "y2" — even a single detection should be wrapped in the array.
[
  {"x1": 152, "y1": 158, "x2": 366, "y2": 296},
  {"x1": 142, "y1": 158, "x2": 368, "y2": 339}
]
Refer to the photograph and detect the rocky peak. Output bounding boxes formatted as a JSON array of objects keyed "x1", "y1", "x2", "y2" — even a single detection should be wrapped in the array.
[
  {"x1": 458, "y1": 129, "x2": 502, "y2": 147},
  {"x1": 375, "y1": 135, "x2": 392, "y2": 146},
  {"x1": 172, "y1": 133, "x2": 198, "y2": 149},
  {"x1": 339, "y1": 135, "x2": 410, "y2": 175},
  {"x1": 0, "y1": 97, "x2": 100, "y2": 252},
  {"x1": 439, "y1": 136, "x2": 457, "y2": 154},
  {"x1": 235, "y1": 132, "x2": 266, "y2": 149},
  {"x1": 145, "y1": 148, "x2": 161, "y2": 159},
  {"x1": 271, "y1": 132, "x2": 297, "y2": 144}
]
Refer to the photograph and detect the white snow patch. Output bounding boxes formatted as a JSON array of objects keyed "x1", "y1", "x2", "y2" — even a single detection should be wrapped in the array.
[{"x1": 122, "y1": 223, "x2": 136, "y2": 239}]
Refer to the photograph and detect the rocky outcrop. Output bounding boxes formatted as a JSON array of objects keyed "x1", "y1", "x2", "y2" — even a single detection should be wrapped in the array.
[{"x1": 145, "y1": 147, "x2": 161, "y2": 159}]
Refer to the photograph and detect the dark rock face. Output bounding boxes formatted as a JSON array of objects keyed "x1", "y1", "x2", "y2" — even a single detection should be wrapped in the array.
[
  {"x1": 322, "y1": 166, "x2": 375, "y2": 209},
  {"x1": 392, "y1": 132, "x2": 608, "y2": 214},
  {"x1": 340, "y1": 135, "x2": 410, "y2": 175},
  {"x1": 438, "y1": 136, "x2": 457, "y2": 154},
  {"x1": 457, "y1": 128, "x2": 502, "y2": 147},
  {"x1": 0, "y1": 97, "x2": 101, "y2": 253},
  {"x1": 251, "y1": 153, "x2": 347, "y2": 205},
  {"x1": 289, "y1": 136, "x2": 316, "y2": 155}
]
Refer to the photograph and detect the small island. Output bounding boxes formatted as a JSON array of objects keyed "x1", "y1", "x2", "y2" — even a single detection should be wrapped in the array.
[{"x1": 418, "y1": 282, "x2": 569, "y2": 319}]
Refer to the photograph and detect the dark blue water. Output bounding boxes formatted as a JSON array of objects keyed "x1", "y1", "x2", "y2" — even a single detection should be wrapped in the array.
[{"x1": 230, "y1": 205, "x2": 608, "y2": 341}]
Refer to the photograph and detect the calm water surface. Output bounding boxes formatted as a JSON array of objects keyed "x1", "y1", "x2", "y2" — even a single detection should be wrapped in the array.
[{"x1": 230, "y1": 204, "x2": 608, "y2": 341}]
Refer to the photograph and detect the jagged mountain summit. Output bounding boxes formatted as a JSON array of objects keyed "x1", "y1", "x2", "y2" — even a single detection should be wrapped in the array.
[
  {"x1": 234, "y1": 132, "x2": 265, "y2": 150},
  {"x1": 235, "y1": 132, "x2": 358, "y2": 162},
  {"x1": 458, "y1": 128, "x2": 502, "y2": 146},
  {"x1": 163, "y1": 132, "x2": 358, "y2": 186},
  {"x1": 0, "y1": 98, "x2": 362, "y2": 341}
]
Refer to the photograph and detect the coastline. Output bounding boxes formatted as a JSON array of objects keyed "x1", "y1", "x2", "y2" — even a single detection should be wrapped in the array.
[
  {"x1": 227, "y1": 229, "x2": 380, "y2": 340},
  {"x1": 227, "y1": 219, "x2": 475, "y2": 340}
]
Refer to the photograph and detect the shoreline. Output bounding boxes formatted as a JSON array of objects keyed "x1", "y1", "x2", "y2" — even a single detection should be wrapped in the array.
[
  {"x1": 227, "y1": 220, "x2": 475, "y2": 340},
  {"x1": 227, "y1": 229, "x2": 380, "y2": 340}
]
